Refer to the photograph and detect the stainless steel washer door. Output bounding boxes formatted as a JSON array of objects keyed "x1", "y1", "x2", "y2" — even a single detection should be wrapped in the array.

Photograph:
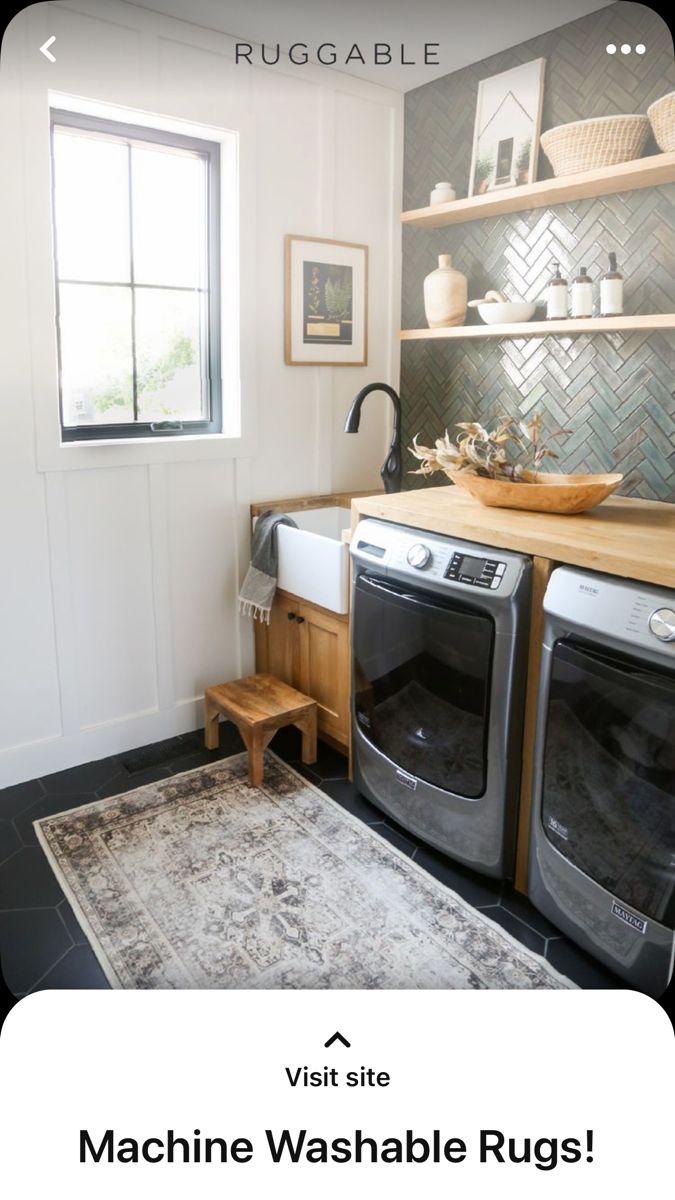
[
  {"x1": 529, "y1": 616, "x2": 675, "y2": 996},
  {"x1": 542, "y1": 638, "x2": 675, "y2": 928},
  {"x1": 351, "y1": 568, "x2": 528, "y2": 877}
]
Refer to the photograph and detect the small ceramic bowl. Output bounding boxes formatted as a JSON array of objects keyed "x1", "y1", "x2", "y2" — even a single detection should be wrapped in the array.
[{"x1": 477, "y1": 300, "x2": 536, "y2": 325}]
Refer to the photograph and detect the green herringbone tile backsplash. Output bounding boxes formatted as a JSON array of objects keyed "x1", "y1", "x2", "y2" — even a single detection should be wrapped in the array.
[{"x1": 401, "y1": 2, "x2": 675, "y2": 500}]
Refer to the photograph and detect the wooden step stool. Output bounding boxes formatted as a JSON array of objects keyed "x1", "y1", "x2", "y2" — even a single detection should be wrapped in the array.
[{"x1": 204, "y1": 673, "x2": 317, "y2": 786}]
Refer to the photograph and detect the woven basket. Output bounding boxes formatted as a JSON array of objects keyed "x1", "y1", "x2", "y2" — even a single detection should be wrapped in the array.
[
  {"x1": 647, "y1": 92, "x2": 675, "y2": 152},
  {"x1": 540, "y1": 114, "x2": 650, "y2": 176}
]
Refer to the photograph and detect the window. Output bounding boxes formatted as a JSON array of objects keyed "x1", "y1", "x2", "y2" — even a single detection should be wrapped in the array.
[{"x1": 50, "y1": 110, "x2": 221, "y2": 440}]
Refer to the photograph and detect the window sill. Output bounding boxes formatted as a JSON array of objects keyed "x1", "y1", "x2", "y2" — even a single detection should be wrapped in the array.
[
  {"x1": 37, "y1": 431, "x2": 250, "y2": 472},
  {"x1": 60, "y1": 431, "x2": 235, "y2": 448}
]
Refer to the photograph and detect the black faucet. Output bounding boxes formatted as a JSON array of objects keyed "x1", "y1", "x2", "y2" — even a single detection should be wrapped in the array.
[{"x1": 344, "y1": 382, "x2": 402, "y2": 494}]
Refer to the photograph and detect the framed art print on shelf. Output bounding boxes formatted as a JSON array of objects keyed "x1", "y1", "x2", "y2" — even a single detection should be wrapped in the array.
[
  {"x1": 285, "y1": 235, "x2": 368, "y2": 365},
  {"x1": 468, "y1": 58, "x2": 546, "y2": 196}
]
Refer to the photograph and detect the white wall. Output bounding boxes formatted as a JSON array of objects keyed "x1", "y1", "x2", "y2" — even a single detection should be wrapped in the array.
[{"x1": 0, "y1": 0, "x2": 403, "y2": 786}]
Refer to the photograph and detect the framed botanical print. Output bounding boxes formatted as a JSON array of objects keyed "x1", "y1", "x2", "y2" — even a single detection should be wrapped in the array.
[
  {"x1": 468, "y1": 58, "x2": 546, "y2": 197},
  {"x1": 284, "y1": 235, "x2": 368, "y2": 366}
]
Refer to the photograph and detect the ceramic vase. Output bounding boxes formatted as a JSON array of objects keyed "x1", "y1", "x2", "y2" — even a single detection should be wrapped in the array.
[
  {"x1": 430, "y1": 181, "x2": 456, "y2": 205},
  {"x1": 423, "y1": 254, "x2": 467, "y2": 328}
]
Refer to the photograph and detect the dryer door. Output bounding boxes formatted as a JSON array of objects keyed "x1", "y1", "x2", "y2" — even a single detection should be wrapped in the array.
[
  {"x1": 541, "y1": 638, "x2": 675, "y2": 927},
  {"x1": 352, "y1": 572, "x2": 494, "y2": 799}
]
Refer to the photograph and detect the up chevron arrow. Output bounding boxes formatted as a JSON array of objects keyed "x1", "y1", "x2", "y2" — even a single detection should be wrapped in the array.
[
  {"x1": 324, "y1": 1031, "x2": 351, "y2": 1048},
  {"x1": 40, "y1": 36, "x2": 56, "y2": 62}
]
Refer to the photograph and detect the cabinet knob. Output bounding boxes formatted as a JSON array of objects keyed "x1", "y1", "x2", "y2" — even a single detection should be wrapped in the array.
[
  {"x1": 287, "y1": 611, "x2": 296, "y2": 620},
  {"x1": 296, "y1": 615, "x2": 305, "y2": 624}
]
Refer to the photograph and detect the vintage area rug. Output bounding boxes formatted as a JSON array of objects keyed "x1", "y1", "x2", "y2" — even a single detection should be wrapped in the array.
[{"x1": 35, "y1": 753, "x2": 573, "y2": 990}]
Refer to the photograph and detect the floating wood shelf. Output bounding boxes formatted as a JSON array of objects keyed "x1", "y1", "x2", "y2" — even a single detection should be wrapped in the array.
[
  {"x1": 400, "y1": 314, "x2": 675, "y2": 340},
  {"x1": 401, "y1": 152, "x2": 675, "y2": 228}
]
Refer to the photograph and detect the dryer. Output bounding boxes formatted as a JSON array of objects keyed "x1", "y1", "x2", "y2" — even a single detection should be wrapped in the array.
[
  {"x1": 528, "y1": 566, "x2": 675, "y2": 995},
  {"x1": 350, "y1": 518, "x2": 531, "y2": 879}
]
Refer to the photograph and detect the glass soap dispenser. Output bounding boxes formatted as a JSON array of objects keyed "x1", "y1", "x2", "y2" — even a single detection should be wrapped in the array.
[{"x1": 546, "y1": 261, "x2": 568, "y2": 320}]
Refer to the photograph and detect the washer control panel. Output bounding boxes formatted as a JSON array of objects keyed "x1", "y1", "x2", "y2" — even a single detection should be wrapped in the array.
[
  {"x1": 350, "y1": 517, "x2": 529, "y2": 601},
  {"x1": 444, "y1": 551, "x2": 506, "y2": 590},
  {"x1": 544, "y1": 567, "x2": 675, "y2": 661}
]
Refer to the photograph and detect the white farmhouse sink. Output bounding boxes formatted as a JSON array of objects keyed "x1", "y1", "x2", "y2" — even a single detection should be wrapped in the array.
[{"x1": 274, "y1": 506, "x2": 351, "y2": 613}]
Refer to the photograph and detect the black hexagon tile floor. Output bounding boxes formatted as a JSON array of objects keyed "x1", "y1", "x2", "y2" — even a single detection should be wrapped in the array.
[{"x1": 0, "y1": 726, "x2": 625, "y2": 996}]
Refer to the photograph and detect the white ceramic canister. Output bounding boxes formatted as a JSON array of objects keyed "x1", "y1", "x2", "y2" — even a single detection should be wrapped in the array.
[
  {"x1": 423, "y1": 254, "x2": 468, "y2": 328},
  {"x1": 430, "y1": 181, "x2": 456, "y2": 205}
]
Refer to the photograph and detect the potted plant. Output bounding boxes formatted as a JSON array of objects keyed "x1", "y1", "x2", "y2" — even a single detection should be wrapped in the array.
[
  {"x1": 473, "y1": 154, "x2": 494, "y2": 194},
  {"x1": 516, "y1": 138, "x2": 532, "y2": 184}
]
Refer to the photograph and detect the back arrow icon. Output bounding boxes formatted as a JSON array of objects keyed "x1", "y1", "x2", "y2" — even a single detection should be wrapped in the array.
[{"x1": 40, "y1": 37, "x2": 56, "y2": 62}]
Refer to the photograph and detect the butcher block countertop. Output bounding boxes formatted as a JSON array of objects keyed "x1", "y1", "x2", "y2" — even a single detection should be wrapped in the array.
[{"x1": 351, "y1": 486, "x2": 675, "y2": 589}]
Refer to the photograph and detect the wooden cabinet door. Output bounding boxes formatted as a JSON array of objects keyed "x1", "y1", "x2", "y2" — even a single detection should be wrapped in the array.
[
  {"x1": 296, "y1": 601, "x2": 349, "y2": 746},
  {"x1": 253, "y1": 592, "x2": 297, "y2": 687}
]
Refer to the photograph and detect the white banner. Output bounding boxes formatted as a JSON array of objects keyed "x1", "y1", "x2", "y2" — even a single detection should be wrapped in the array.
[{"x1": 0, "y1": 989, "x2": 672, "y2": 1196}]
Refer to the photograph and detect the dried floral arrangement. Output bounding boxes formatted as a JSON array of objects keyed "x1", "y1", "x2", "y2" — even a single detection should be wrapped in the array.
[{"x1": 410, "y1": 413, "x2": 570, "y2": 483}]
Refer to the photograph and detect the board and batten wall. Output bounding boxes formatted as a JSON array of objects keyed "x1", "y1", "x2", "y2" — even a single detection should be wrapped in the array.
[
  {"x1": 0, "y1": 0, "x2": 402, "y2": 786},
  {"x1": 400, "y1": 1, "x2": 675, "y2": 500}
]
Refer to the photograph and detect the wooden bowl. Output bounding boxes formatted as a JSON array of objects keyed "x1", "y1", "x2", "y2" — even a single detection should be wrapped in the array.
[{"x1": 448, "y1": 470, "x2": 623, "y2": 514}]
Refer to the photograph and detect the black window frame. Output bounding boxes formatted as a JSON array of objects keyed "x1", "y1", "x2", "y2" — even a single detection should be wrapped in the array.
[{"x1": 50, "y1": 109, "x2": 222, "y2": 442}]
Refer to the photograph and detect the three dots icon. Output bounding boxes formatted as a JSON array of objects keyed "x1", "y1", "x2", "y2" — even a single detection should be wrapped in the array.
[{"x1": 606, "y1": 43, "x2": 646, "y2": 54}]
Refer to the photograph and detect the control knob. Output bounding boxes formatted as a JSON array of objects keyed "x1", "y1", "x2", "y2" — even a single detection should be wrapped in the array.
[
  {"x1": 406, "y1": 542, "x2": 431, "y2": 569},
  {"x1": 648, "y1": 608, "x2": 675, "y2": 642}
]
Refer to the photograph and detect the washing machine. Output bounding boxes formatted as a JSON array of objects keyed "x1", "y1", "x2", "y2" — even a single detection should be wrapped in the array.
[
  {"x1": 528, "y1": 565, "x2": 675, "y2": 995},
  {"x1": 350, "y1": 518, "x2": 531, "y2": 879}
]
